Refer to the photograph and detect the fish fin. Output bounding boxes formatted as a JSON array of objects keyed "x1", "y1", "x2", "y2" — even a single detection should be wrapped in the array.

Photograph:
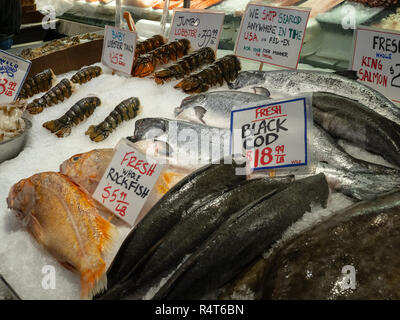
[
  {"x1": 193, "y1": 106, "x2": 207, "y2": 124},
  {"x1": 59, "y1": 261, "x2": 78, "y2": 273},
  {"x1": 27, "y1": 214, "x2": 45, "y2": 244},
  {"x1": 334, "y1": 70, "x2": 359, "y2": 81},
  {"x1": 94, "y1": 214, "x2": 119, "y2": 255},
  {"x1": 80, "y1": 262, "x2": 107, "y2": 300}
]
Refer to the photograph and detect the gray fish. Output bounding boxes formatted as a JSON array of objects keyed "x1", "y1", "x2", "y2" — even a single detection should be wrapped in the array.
[
  {"x1": 153, "y1": 173, "x2": 329, "y2": 300},
  {"x1": 129, "y1": 118, "x2": 231, "y2": 171},
  {"x1": 312, "y1": 124, "x2": 399, "y2": 175},
  {"x1": 312, "y1": 92, "x2": 400, "y2": 168},
  {"x1": 98, "y1": 159, "x2": 246, "y2": 299},
  {"x1": 113, "y1": 176, "x2": 293, "y2": 300},
  {"x1": 175, "y1": 91, "x2": 270, "y2": 128},
  {"x1": 262, "y1": 189, "x2": 400, "y2": 299},
  {"x1": 229, "y1": 70, "x2": 400, "y2": 125}
]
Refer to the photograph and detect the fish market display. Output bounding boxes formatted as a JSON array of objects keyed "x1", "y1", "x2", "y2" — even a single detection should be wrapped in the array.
[
  {"x1": 18, "y1": 69, "x2": 56, "y2": 100},
  {"x1": 100, "y1": 159, "x2": 247, "y2": 297},
  {"x1": 373, "y1": 8, "x2": 400, "y2": 30},
  {"x1": 152, "y1": 0, "x2": 224, "y2": 9},
  {"x1": 132, "y1": 39, "x2": 191, "y2": 78},
  {"x1": 130, "y1": 117, "x2": 230, "y2": 171},
  {"x1": 175, "y1": 55, "x2": 241, "y2": 94},
  {"x1": 43, "y1": 97, "x2": 101, "y2": 138},
  {"x1": 27, "y1": 79, "x2": 74, "y2": 114},
  {"x1": 7, "y1": 172, "x2": 118, "y2": 299},
  {"x1": 312, "y1": 92, "x2": 400, "y2": 168},
  {"x1": 229, "y1": 70, "x2": 400, "y2": 125},
  {"x1": 153, "y1": 173, "x2": 329, "y2": 300},
  {"x1": 101, "y1": 176, "x2": 293, "y2": 300},
  {"x1": 349, "y1": 0, "x2": 399, "y2": 7},
  {"x1": 19, "y1": 33, "x2": 104, "y2": 60},
  {"x1": 299, "y1": 0, "x2": 345, "y2": 18},
  {"x1": 0, "y1": 101, "x2": 27, "y2": 142},
  {"x1": 86, "y1": 97, "x2": 141, "y2": 142},
  {"x1": 135, "y1": 34, "x2": 166, "y2": 61},
  {"x1": 174, "y1": 90, "x2": 270, "y2": 127},
  {"x1": 262, "y1": 189, "x2": 400, "y2": 299},
  {"x1": 154, "y1": 47, "x2": 216, "y2": 84},
  {"x1": 70, "y1": 66, "x2": 102, "y2": 84}
]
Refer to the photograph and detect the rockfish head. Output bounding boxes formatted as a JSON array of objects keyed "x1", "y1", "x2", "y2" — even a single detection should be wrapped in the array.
[{"x1": 7, "y1": 178, "x2": 36, "y2": 221}]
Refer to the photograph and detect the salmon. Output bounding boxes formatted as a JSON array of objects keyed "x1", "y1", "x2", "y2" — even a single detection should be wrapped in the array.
[{"x1": 7, "y1": 172, "x2": 118, "y2": 300}]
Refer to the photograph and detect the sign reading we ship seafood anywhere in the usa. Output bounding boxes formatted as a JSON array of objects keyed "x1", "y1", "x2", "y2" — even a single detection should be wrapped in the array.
[
  {"x1": 168, "y1": 8, "x2": 225, "y2": 51},
  {"x1": 0, "y1": 50, "x2": 31, "y2": 103},
  {"x1": 102, "y1": 25, "x2": 137, "y2": 75},
  {"x1": 93, "y1": 138, "x2": 164, "y2": 227},
  {"x1": 230, "y1": 97, "x2": 310, "y2": 172},
  {"x1": 351, "y1": 26, "x2": 400, "y2": 104},
  {"x1": 235, "y1": 3, "x2": 310, "y2": 69}
]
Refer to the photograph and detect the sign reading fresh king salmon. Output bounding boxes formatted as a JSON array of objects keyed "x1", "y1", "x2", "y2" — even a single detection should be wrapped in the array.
[
  {"x1": 93, "y1": 138, "x2": 164, "y2": 227},
  {"x1": 351, "y1": 26, "x2": 400, "y2": 105},
  {"x1": 168, "y1": 8, "x2": 225, "y2": 52},
  {"x1": 230, "y1": 97, "x2": 311, "y2": 172},
  {"x1": 0, "y1": 50, "x2": 31, "y2": 103},
  {"x1": 101, "y1": 25, "x2": 137, "y2": 75},
  {"x1": 234, "y1": 2, "x2": 310, "y2": 69}
]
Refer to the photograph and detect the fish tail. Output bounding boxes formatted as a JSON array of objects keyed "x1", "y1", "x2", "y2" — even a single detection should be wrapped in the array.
[
  {"x1": 80, "y1": 262, "x2": 107, "y2": 300},
  {"x1": 94, "y1": 214, "x2": 119, "y2": 255}
]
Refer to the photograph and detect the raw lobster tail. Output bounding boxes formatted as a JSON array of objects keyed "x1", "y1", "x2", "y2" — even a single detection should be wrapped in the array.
[
  {"x1": 135, "y1": 34, "x2": 166, "y2": 59},
  {"x1": 18, "y1": 69, "x2": 56, "y2": 100},
  {"x1": 86, "y1": 97, "x2": 141, "y2": 142},
  {"x1": 175, "y1": 55, "x2": 241, "y2": 94},
  {"x1": 154, "y1": 47, "x2": 216, "y2": 84},
  {"x1": 132, "y1": 39, "x2": 191, "y2": 78},
  {"x1": 43, "y1": 96, "x2": 101, "y2": 138},
  {"x1": 27, "y1": 79, "x2": 74, "y2": 114},
  {"x1": 71, "y1": 66, "x2": 102, "y2": 84}
]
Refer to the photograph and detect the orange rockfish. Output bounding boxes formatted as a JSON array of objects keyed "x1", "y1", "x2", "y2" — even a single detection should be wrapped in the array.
[{"x1": 7, "y1": 172, "x2": 118, "y2": 299}]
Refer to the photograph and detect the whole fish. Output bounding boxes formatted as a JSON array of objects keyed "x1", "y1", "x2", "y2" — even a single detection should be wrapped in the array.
[
  {"x1": 7, "y1": 172, "x2": 118, "y2": 299},
  {"x1": 312, "y1": 92, "x2": 400, "y2": 168},
  {"x1": 98, "y1": 159, "x2": 247, "y2": 297},
  {"x1": 153, "y1": 173, "x2": 329, "y2": 300},
  {"x1": 262, "y1": 189, "x2": 400, "y2": 299},
  {"x1": 174, "y1": 91, "x2": 270, "y2": 128},
  {"x1": 229, "y1": 70, "x2": 400, "y2": 125},
  {"x1": 101, "y1": 176, "x2": 293, "y2": 300},
  {"x1": 129, "y1": 118, "x2": 231, "y2": 171},
  {"x1": 312, "y1": 124, "x2": 399, "y2": 175}
]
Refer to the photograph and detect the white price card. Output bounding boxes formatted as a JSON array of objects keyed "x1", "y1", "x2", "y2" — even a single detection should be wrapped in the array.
[
  {"x1": 93, "y1": 138, "x2": 164, "y2": 227},
  {"x1": 351, "y1": 26, "x2": 400, "y2": 104},
  {"x1": 234, "y1": 3, "x2": 310, "y2": 69},
  {"x1": 101, "y1": 25, "x2": 137, "y2": 75},
  {"x1": 230, "y1": 97, "x2": 311, "y2": 172},
  {"x1": 168, "y1": 8, "x2": 225, "y2": 52},
  {"x1": 0, "y1": 50, "x2": 31, "y2": 103}
]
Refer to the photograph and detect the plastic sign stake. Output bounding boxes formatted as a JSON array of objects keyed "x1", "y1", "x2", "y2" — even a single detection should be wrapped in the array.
[
  {"x1": 93, "y1": 138, "x2": 164, "y2": 227},
  {"x1": 234, "y1": 2, "x2": 310, "y2": 69},
  {"x1": 168, "y1": 8, "x2": 225, "y2": 52},
  {"x1": 230, "y1": 97, "x2": 311, "y2": 172},
  {"x1": 351, "y1": 26, "x2": 400, "y2": 104},
  {"x1": 0, "y1": 50, "x2": 31, "y2": 103},
  {"x1": 101, "y1": 25, "x2": 137, "y2": 75}
]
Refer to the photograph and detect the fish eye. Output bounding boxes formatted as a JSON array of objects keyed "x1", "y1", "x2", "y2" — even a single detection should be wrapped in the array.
[{"x1": 72, "y1": 156, "x2": 80, "y2": 162}]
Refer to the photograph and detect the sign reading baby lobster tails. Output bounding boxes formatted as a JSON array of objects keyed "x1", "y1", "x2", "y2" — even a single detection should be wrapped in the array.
[{"x1": 93, "y1": 138, "x2": 164, "y2": 227}]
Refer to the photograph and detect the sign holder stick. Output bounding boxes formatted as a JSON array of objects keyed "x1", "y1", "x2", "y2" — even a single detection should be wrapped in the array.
[
  {"x1": 259, "y1": 62, "x2": 263, "y2": 71},
  {"x1": 160, "y1": 0, "x2": 171, "y2": 38}
]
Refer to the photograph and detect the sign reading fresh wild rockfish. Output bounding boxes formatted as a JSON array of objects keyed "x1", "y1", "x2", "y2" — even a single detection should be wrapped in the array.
[
  {"x1": 230, "y1": 96, "x2": 312, "y2": 172},
  {"x1": 234, "y1": 3, "x2": 310, "y2": 69},
  {"x1": 93, "y1": 138, "x2": 164, "y2": 227},
  {"x1": 351, "y1": 26, "x2": 400, "y2": 104},
  {"x1": 0, "y1": 50, "x2": 31, "y2": 103}
]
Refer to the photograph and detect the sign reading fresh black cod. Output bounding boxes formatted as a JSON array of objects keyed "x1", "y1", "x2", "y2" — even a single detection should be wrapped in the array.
[
  {"x1": 93, "y1": 138, "x2": 164, "y2": 227},
  {"x1": 168, "y1": 8, "x2": 225, "y2": 52},
  {"x1": 351, "y1": 26, "x2": 400, "y2": 104},
  {"x1": 101, "y1": 25, "x2": 137, "y2": 75},
  {"x1": 230, "y1": 96, "x2": 312, "y2": 172},
  {"x1": 235, "y1": 3, "x2": 310, "y2": 69}
]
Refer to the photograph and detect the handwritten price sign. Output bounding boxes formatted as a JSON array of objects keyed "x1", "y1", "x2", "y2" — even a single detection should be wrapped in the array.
[
  {"x1": 234, "y1": 2, "x2": 310, "y2": 69},
  {"x1": 351, "y1": 26, "x2": 400, "y2": 104},
  {"x1": 230, "y1": 97, "x2": 310, "y2": 171},
  {"x1": 169, "y1": 8, "x2": 225, "y2": 51},
  {"x1": 93, "y1": 138, "x2": 164, "y2": 227},
  {"x1": 101, "y1": 25, "x2": 137, "y2": 75},
  {"x1": 0, "y1": 50, "x2": 31, "y2": 103}
]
